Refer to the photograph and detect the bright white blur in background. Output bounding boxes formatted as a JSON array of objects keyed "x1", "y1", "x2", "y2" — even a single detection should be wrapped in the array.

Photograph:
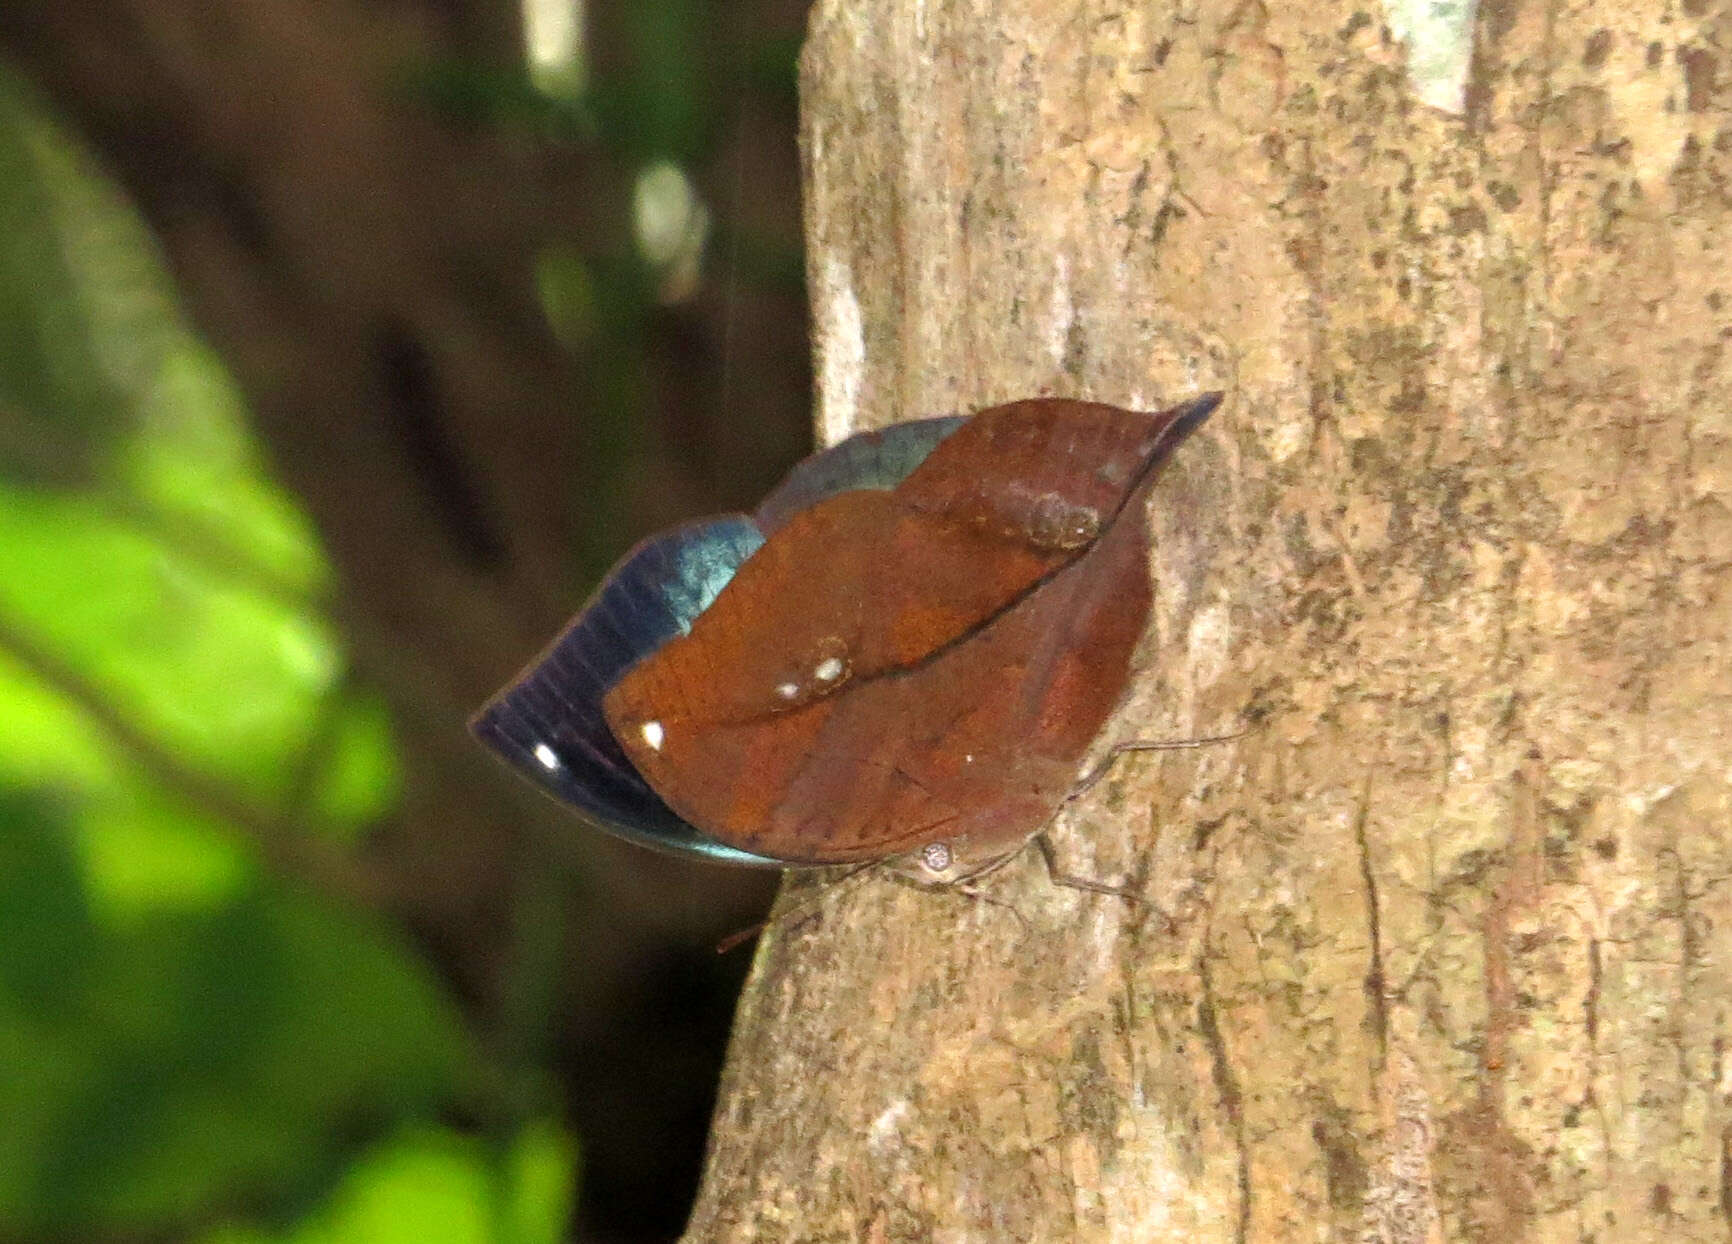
[
  {"x1": 633, "y1": 161, "x2": 709, "y2": 304},
  {"x1": 523, "y1": 0, "x2": 585, "y2": 95},
  {"x1": 522, "y1": 0, "x2": 709, "y2": 303}
]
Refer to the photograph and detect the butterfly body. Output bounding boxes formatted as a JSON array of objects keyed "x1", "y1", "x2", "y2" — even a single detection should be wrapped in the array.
[{"x1": 473, "y1": 393, "x2": 1220, "y2": 875}]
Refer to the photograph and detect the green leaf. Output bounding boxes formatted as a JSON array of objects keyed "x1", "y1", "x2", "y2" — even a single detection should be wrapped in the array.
[
  {"x1": 198, "y1": 1121, "x2": 577, "y2": 1244},
  {"x1": 0, "y1": 67, "x2": 180, "y2": 486},
  {"x1": 0, "y1": 51, "x2": 487, "y2": 1244},
  {"x1": 0, "y1": 793, "x2": 474, "y2": 1237}
]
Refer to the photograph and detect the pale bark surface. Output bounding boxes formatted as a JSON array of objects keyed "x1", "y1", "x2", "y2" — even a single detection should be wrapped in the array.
[{"x1": 685, "y1": 0, "x2": 1732, "y2": 1240}]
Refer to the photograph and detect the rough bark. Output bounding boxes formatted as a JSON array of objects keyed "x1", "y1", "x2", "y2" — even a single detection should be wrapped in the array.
[{"x1": 685, "y1": 0, "x2": 1732, "y2": 1239}]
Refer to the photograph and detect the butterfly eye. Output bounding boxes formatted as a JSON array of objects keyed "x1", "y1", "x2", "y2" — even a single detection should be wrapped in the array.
[{"x1": 919, "y1": 841, "x2": 954, "y2": 875}]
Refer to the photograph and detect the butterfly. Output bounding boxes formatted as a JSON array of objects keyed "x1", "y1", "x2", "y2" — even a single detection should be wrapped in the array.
[{"x1": 472, "y1": 392, "x2": 1220, "y2": 884}]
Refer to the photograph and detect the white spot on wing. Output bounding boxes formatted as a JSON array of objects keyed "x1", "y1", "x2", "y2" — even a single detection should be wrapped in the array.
[
  {"x1": 776, "y1": 681, "x2": 800, "y2": 700},
  {"x1": 641, "y1": 720, "x2": 665, "y2": 751},
  {"x1": 813, "y1": 656, "x2": 844, "y2": 683},
  {"x1": 534, "y1": 743, "x2": 561, "y2": 771}
]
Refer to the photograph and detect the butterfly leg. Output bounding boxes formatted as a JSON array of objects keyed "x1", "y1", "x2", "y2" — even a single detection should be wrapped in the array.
[
  {"x1": 1036, "y1": 833, "x2": 1182, "y2": 933},
  {"x1": 1035, "y1": 832, "x2": 1142, "y2": 902},
  {"x1": 947, "y1": 880, "x2": 1031, "y2": 932}
]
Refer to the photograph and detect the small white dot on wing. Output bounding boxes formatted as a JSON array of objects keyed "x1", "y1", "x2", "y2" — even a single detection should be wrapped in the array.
[
  {"x1": 534, "y1": 743, "x2": 561, "y2": 770},
  {"x1": 641, "y1": 720, "x2": 665, "y2": 750}
]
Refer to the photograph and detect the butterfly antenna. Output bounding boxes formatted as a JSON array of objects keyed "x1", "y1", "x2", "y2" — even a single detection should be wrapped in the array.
[{"x1": 1069, "y1": 724, "x2": 1254, "y2": 800}]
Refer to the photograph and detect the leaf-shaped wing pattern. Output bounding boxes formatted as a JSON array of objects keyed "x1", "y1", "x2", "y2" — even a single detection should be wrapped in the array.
[{"x1": 597, "y1": 394, "x2": 1218, "y2": 864}]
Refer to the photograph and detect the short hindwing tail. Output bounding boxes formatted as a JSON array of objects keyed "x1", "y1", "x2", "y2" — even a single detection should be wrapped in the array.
[{"x1": 1148, "y1": 392, "x2": 1221, "y2": 469}]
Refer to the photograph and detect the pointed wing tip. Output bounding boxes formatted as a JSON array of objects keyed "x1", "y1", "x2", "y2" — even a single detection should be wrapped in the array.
[
  {"x1": 1166, "y1": 390, "x2": 1224, "y2": 434},
  {"x1": 1132, "y1": 390, "x2": 1222, "y2": 474}
]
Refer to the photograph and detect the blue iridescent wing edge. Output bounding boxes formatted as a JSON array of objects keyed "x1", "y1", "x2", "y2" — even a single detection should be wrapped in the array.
[
  {"x1": 470, "y1": 516, "x2": 785, "y2": 865},
  {"x1": 753, "y1": 415, "x2": 968, "y2": 533}
]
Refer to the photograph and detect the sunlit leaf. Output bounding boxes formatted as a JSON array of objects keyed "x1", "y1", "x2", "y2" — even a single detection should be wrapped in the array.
[
  {"x1": 0, "y1": 792, "x2": 474, "y2": 1237},
  {"x1": 199, "y1": 1121, "x2": 577, "y2": 1244},
  {"x1": 0, "y1": 487, "x2": 341, "y2": 785},
  {"x1": 307, "y1": 692, "x2": 401, "y2": 836},
  {"x1": 0, "y1": 67, "x2": 179, "y2": 486},
  {"x1": 126, "y1": 342, "x2": 331, "y2": 598},
  {"x1": 0, "y1": 48, "x2": 487, "y2": 1244}
]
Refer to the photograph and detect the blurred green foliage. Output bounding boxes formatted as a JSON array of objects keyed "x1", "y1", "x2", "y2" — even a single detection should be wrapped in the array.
[
  {"x1": 0, "y1": 62, "x2": 573, "y2": 1244},
  {"x1": 204, "y1": 1122, "x2": 576, "y2": 1244}
]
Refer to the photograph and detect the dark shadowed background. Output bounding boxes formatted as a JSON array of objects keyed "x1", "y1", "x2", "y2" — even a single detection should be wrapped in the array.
[{"x1": 0, "y1": 2, "x2": 810, "y2": 1240}]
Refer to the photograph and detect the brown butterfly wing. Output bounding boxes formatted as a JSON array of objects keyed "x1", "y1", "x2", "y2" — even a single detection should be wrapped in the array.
[
  {"x1": 733, "y1": 503, "x2": 1156, "y2": 861},
  {"x1": 896, "y1": 397, "x2": 1186, "y2": 548},
  {"x1": 602, "y1": 395, "x2": 1215, "y2": 863},
  {"x1": 600, "y1": 490, "x2": 1072, "y2": 837}
]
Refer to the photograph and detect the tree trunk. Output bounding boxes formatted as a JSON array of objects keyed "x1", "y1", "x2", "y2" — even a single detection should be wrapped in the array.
[{"x1": 685, "y1": 0, "x2": 1732, "y2": 1239}]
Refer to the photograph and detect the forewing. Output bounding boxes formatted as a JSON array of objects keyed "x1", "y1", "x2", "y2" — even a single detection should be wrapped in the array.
[
  {"x1": 470, "y1": 517, "x2": 783, "y2": 865},
  {"x1": 601, "y1": 491, "x2": 1072, "y2": 838},
  {"x1": 897, "y1": 394, "x2": 1220, "y2": 549},
  {"x1": 733, "y1": 419, "x2": 1171, "y2": 862}
]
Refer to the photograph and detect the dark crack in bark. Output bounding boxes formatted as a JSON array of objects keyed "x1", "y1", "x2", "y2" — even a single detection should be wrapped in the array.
[
  {"x1": 1354, "y1": 774, "x2": 1390, "y2": 1061},
  {"x1": 1198, "y1": 953, "x2": 1251, "y2": 1244}
]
